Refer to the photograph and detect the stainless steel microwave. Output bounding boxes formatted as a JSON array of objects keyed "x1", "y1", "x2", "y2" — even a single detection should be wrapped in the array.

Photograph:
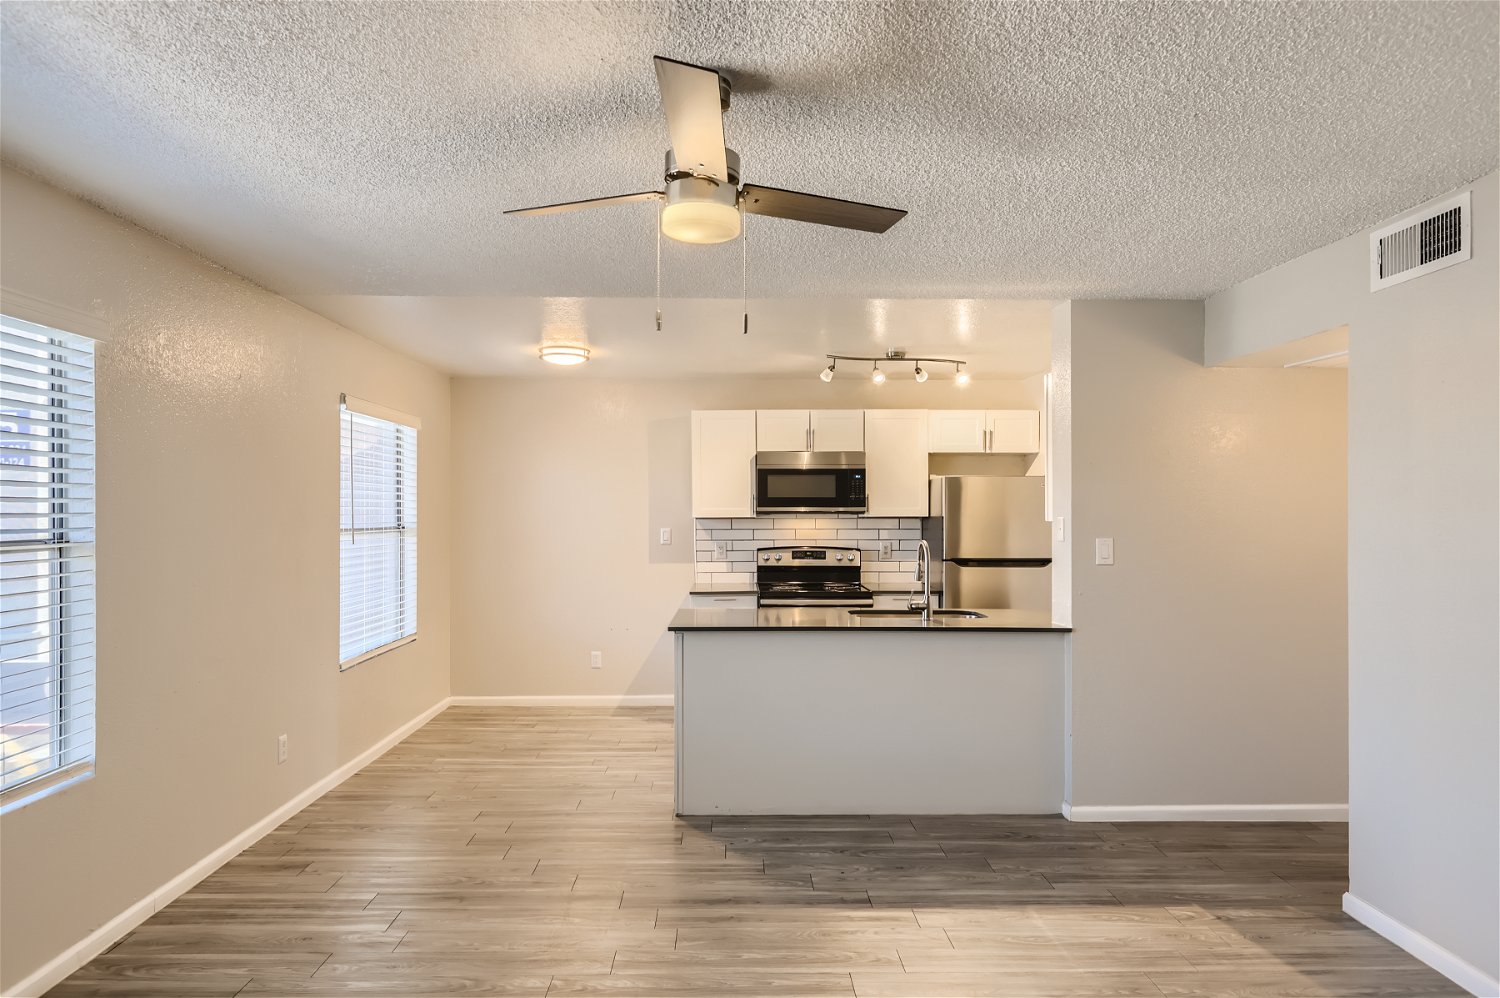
[{"x1": 755, "y1": 452, "x2": 867, "y2": 514}]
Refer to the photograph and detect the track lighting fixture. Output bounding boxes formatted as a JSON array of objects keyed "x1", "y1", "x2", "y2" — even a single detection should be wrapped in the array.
[{"x1": 817, "y1": 351, "x2": 968, "y2": 385}]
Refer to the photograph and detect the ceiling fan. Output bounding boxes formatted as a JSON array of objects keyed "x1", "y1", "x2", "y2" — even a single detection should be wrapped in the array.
[{"x1": 505, "y1": 56, "x2": 908, "y2": 245}]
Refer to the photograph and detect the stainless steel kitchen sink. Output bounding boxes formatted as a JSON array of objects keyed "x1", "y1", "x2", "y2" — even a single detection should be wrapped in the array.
[{"x1": 846, "y1": 609, "x2": 988, "y2": 619}]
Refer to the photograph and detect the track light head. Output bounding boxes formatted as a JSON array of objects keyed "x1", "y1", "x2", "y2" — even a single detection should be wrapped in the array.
[
  {"x1": 819, "y1": 360, "x2": 835, "y2": 383},
  {"x1": 914, "y1": 365, "x2": 928, "y2": 383},
  {"x1": 954, "y1": 364, "x2": 971, "y2": 387},
  {"x1": 871, "y1": 362, "x2": 886, "y2": 385}
]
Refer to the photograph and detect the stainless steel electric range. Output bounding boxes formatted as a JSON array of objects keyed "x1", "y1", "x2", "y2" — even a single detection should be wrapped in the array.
[{"x1": 755, "y1": 545, "x2": 874, "y2": 608}]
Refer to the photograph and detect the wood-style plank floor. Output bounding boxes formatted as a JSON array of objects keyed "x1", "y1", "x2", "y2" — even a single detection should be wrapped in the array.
[{"x1": 48, "y1": 707, "x2": 1463, "y2": 997}]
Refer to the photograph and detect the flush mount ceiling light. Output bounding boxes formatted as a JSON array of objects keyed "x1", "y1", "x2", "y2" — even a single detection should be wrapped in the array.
[
  {"x1": 538, "y1": 344, "x2": 590, "y2": 366},
  {"x1": 819, "y1": 350, "x2": 968, "y2": 385}
]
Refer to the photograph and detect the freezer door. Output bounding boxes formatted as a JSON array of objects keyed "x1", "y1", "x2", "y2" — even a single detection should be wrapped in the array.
[
  {"x1": 945, "y1": 563, "x2": 1052, "y2": 613},
  {"x1": 942, "y1": 476, "x2": 1049, "y2": 559}
]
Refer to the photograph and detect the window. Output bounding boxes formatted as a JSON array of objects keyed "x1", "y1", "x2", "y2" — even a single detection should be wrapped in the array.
[
  {"x1": 1, "y1": 314, "x2": 96, "y2": 805},
  {"x1": 339, "y1": 395, "x2": 418, "y2": 668}
]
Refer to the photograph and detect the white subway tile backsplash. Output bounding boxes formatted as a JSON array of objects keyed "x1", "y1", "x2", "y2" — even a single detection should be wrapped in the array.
[{"x1": 694, "y1": 515, "x2": 931, "y2": 578}]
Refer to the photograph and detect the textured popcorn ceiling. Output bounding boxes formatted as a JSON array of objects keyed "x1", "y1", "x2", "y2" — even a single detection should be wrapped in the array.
[{"x1": 1, "y1": 1, "x2": 1496, "y2": 372}]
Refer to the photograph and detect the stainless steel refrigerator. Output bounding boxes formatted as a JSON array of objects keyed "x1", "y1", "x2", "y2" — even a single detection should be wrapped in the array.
[{"x1": 923, "y1": 476, "x2": 1051, "y2": 611}]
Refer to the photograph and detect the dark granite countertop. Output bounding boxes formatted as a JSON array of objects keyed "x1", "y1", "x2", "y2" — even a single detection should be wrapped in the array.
[
  {"x1": 687, "y1": 584, "x2": 930, "y2": 596},
  {"x1": 669, "y1": 606, "x2": 1070, "y2": 633}
]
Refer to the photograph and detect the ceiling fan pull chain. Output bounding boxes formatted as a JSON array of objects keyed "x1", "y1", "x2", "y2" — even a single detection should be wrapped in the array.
[
  {"x1": 742, "y1": 206, "x2": 749, "y2": 335},
  {"x1": 655, "y1": 200, "x2": 663, "y2": 332}
]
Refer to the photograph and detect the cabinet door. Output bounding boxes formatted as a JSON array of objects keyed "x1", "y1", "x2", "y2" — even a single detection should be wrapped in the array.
[
  {"x1": 864, "y1": 410, "x2": 930, "y2": 516},
  {"x1": 988, "y1": 410, "x2": 1041, "y2": 453},
  {"x1": 810, "y1": 409, "x2": 864, "y2": 452},
  {"x1": 927, "y1": 410, "x2": 988, "y2": 453},
  {"x1": 756, "y1": 410, "x2": 811, "y2": 452},
  {"x1": 692, "y1": 410, "x2": 757, "y2": 517}
]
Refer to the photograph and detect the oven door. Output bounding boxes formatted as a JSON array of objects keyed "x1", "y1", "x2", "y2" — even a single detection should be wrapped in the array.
[{"x1": 755, "y1": 453, "x2": 867, "y2": 514}]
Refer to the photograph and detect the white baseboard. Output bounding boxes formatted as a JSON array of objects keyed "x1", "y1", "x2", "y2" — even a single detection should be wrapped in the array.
[
  {"x1": 1343, "y1": 892, "x2": 1499, "y2": 997},
  {"x1": 7, "y1": 697, "x2": 450, "y2": 998},
  {"x1": 449, "y1": 694, "x2": 674, "y2": 707},
  {"x1": 1065, "y1": 803, "x2": 1348, "y2": 822}
]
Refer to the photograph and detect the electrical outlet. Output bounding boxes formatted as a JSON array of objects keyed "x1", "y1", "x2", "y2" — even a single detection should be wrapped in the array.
[
  {"x1": 590, "y1": 650, "x2": 603, "y2": 670},
  {"x1": 879, "y1": 541, "x2": 893, "y2": 560},
  {"x1": 713, "y1": 541, "x2": 728, "y2": 560},
  {"x1": 276, "y1": 734, "x2": 288, "y2": 765},
  {"x1": 659, "y1": 527, "x2": 672, "y2": 545}
]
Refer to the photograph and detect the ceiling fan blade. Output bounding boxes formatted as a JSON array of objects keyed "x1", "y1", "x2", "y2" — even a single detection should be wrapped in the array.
[
  {"x1": 505, "y1": 191, "x2": 664, "y2": 217},
  {"x1": 740, "y1": 185, "x2": 907, "y2": 233},
  {"x1": 653, "y1": 56, "x2": 729, "y2": 183}
]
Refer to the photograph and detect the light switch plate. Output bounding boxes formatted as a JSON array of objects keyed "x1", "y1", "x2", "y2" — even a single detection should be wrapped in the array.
[
  {"x1": 1095, "y1": 537, "x2": 1114, "y2": 565},
  {"x1": 1053, "y1": 516, "x2": 1067, "y2": 542},
  {"x1": 590, "y1": 651, "x2": 602, "y2": 670},
  {"x1": 659, "y1": 527, "x2": 672, "y2": 545}
]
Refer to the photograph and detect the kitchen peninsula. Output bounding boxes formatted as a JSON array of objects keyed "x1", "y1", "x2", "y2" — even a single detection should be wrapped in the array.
[{"x1": 668, "y1": 606, "x2": 1071, "y2": 816}]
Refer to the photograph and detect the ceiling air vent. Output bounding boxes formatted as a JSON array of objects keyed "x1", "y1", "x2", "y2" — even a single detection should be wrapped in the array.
[{"x1": 1370, "y1": 190, "x2": 1471, "y2": 291}]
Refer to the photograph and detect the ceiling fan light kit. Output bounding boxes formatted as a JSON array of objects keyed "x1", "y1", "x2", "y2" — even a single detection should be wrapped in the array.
[{"x1": 821, "y1": 351, "x2": 969, "y2": 385}]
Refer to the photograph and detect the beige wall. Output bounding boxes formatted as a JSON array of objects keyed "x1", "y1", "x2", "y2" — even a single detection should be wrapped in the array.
[
  {"x1": 1067, "y1": 300, "x2": 1349, "y2": 809},
  {"x1": 450, "y1": 377, "x2": 1033, "y2": 697},
  {"x1": 0, "y1": 166, "x2": 452, "y2": 993},
  {"x1": 1207, "y1": 172, "x2": 1499, "y2": 987}
]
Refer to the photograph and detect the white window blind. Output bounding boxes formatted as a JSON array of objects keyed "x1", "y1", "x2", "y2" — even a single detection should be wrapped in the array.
[
  {"x1": 1, "y1": 314, "x2": 96, "y2": 801},
  {"x1": 339, "y1": 396, "x2": 417, "y2": 667}
]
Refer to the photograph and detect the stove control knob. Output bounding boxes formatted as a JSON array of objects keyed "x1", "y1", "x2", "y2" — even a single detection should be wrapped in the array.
[
  {"x1": 774, "y1": 553, "x2": 783, "y2": 562},
  {"x1": 834, "y1": 553, "x2": 844, "y2": 561},
  {"x1": 850, "y1": 553, "x2": 859, "y2": 563},
  {"x1": 761, "y1": 554, "x2": 770, "y2": 562}
]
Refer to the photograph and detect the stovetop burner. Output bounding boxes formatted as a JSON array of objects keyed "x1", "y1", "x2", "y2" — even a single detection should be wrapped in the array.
[{"x1": 756, "y1": 546, "x2": 873, "y2": 607}]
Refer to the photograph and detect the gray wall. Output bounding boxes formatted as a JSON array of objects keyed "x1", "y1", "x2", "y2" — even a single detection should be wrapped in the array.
[
  {"x1": 1206, "y1": 172, "x2": 1499, "y2": 986},
  {"x1": 0, "y1": 166, "x2": 454, "y2": 993},
  {"x1": 1067, "y1": 300, "x2": 1350, "y2": 809}
]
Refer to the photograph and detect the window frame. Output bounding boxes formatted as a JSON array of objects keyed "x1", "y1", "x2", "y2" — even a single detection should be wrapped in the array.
[
  {"x1": 337, "y1": 395, "x2": 419, "y2": 670},
  {"x1": 0, "y1": 313, "x2": 97, "y2": 812}
]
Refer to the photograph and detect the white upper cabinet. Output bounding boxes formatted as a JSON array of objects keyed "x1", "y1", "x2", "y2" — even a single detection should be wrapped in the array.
[
  {"x1": 756, "y1": 410, "x2": 810, "y2": 452},
  {"x1": 927, "y1": 409, "x2": 1040, "y2": 454},
  {"x1": 810, "y1": 409, "x2": 864, "y2": 451},
  {"x1": 692, "y1": 410, "x2": 757, "y2": 517},
  {"x1": 757, "y1": 409, "x2": 864, "y2": 452},
  {"x1": 927, "y1": 410, "x2": 989, "y2": 453},
  {"x1": 988, "y1": 410, "x2": 1041, "y2": 453},
  {"x1": 864, "y1": 410, "x2": 929, "y2": 516}
]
